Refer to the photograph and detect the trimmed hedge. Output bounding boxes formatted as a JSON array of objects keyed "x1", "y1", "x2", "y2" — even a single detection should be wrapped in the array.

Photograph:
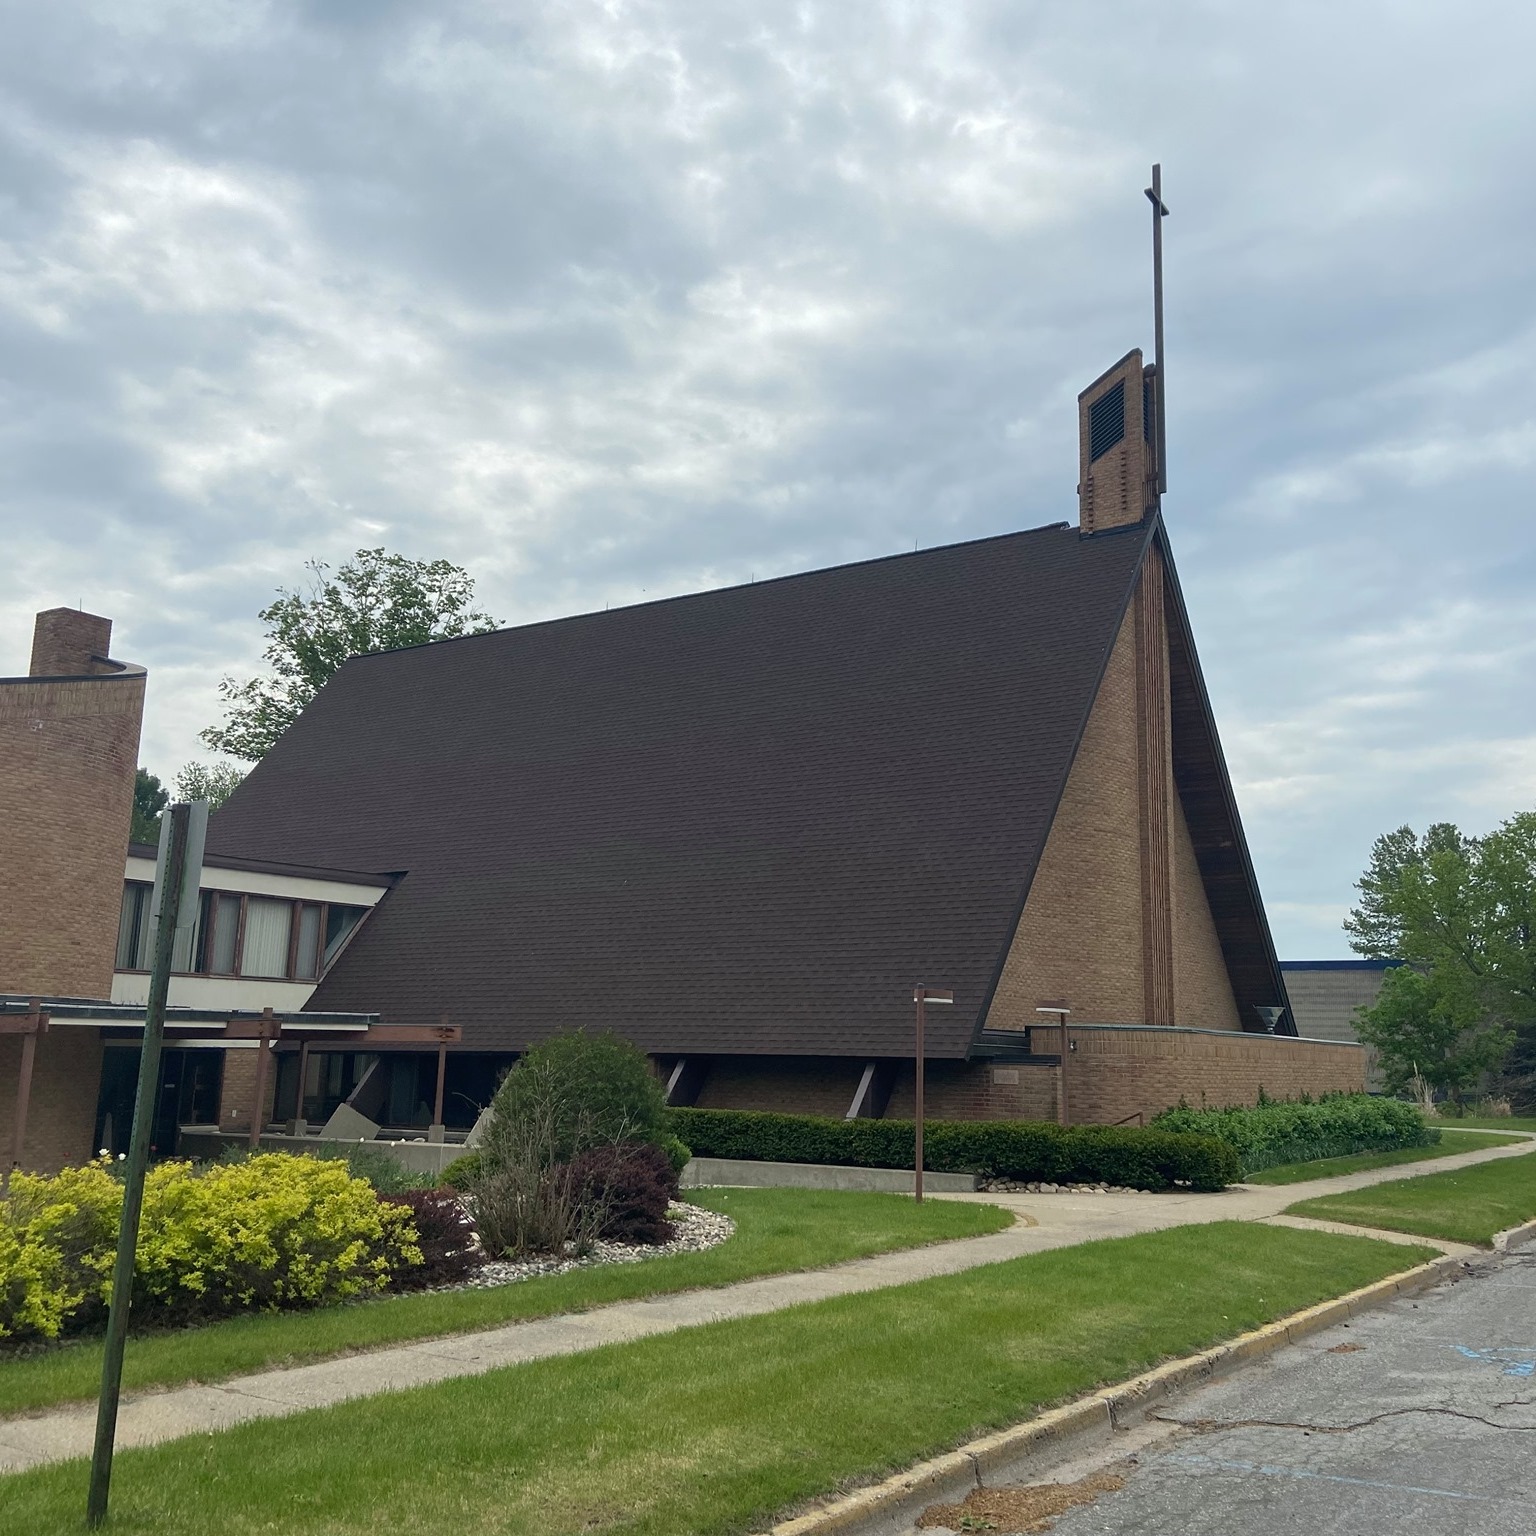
[
  {"x1": 667, "y1": 1108, "x2": 1238, "y2": 1192},
  {"x1": 1151, "y1": 1093, "x2": 1435, "y2": 1176}
]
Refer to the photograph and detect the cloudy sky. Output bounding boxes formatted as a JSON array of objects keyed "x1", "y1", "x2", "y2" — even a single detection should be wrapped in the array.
[{"x1": 2, "y1": 2, "x2": 1532, "y2": 958}]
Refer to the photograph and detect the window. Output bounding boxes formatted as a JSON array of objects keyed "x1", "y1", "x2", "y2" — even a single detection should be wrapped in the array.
[
  {"x1": 240, "y1": 897, "x2": 293, "y2": 978},
  {"x1": 116, "y1": 882, "x2": 153, "y2": 970},
  {"x1": 294, "y1": 903, "x2": 323, "y2": 981},
  {"x1": 195, "y1": 892, "x2": 240, "y2": 975},
  {"x1": 324, "y1": 905, "x2": 367, "y2": 967},
  {"x1": 116, "y1": 883, "x2": 373, "y2": 980}
]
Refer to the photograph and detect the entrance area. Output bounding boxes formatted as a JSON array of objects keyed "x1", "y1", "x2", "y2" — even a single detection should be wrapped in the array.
[{"x1": 94, "y1": 1045, "x2": 224, "y2": 1158}]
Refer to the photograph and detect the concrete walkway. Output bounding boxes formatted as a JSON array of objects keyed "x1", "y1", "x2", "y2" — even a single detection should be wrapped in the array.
[{"x1": 1, "y1": 1135, "x2": 1531, "y2": 1474}]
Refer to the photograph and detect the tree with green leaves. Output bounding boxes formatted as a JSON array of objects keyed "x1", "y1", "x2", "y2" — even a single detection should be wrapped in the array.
[
  {"x1": 1347, "y1": 813, "x2": 1536, "y2": 1107},
  {"x1": 202, "y1": 548, "x2": 500, "y2": 762},
  {"x1": 1353, "y1": 964, "x2": 1512, "y2": 1107},
  {"x1": 130, "y1": 768, "x2": 168, "y2": 844},
  {"x1": 173, "y1": 761, "x2": 247, "y2": 811}
]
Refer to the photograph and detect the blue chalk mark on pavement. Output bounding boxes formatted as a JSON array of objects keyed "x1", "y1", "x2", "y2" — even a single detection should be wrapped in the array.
[{"x1": 1453, "y1": 1344, "x2": 1536, "y2": 1376}]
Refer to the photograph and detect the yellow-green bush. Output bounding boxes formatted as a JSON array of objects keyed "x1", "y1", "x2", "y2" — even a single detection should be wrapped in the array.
[
  {"x1": 0, "y1": 1154, "x2": 422, "y2": 1343},
  {"x1": 0, "y1": 1160, "x2": 121, "y2": 1341}
]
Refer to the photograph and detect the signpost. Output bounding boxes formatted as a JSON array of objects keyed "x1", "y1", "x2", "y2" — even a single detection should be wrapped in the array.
[
  {"x1": 87, "y1": 800, "x2": 206, "y2": 1527},
  {"x1": 912, "y1": 985, "x2": 953, "y2": 1203}
]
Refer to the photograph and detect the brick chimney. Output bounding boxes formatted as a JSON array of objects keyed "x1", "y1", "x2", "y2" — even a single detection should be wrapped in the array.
[
  {"x1": 29, "y1": 608, "x2": 116, "y2": 677},
  {"x1": 1077, "y1": 350, "x2": 1160, "y2": 533}
]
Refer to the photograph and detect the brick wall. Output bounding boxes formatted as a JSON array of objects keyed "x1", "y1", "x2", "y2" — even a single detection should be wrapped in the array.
[
  {"x1": 0, "y1": 612, "x2": 145, "y2": 1000},
  {"x1": 1170, "y1": 794, "x2": 1241, "y2": 1029},
  {"x1": 217, "y1": 1047, "x2": 275, "y2": 1135},
  {"x1": 883, "y1": 1059, "x2": 1058, "y2": 1122},
  {"x1": 0, "y1": 1028, "x2": 105, "y2": 1172},
  {"x1": 695, "y1": 1056, "x2": 863, "y2": 1117},
  {"x1": 1052, "y1": 1026, "x2": 1365, "y2": 1125},
  {"x1": 989, "y1": 609, "x2": 1147, "y2": 1027},
  {"x1": 29, "y1": 608, "x2": 115, "y2": 678},
  {"x1": 678, "y1": 1037, "x2": 1361, "y2": 1129}
]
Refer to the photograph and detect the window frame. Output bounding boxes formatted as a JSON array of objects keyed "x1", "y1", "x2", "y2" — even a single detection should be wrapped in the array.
[{"x1": 115, "y1": 885, "x2": 371, "y2": 982}]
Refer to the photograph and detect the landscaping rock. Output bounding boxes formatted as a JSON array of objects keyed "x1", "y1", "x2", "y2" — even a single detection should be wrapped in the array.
[
  {"x1": 977, "y1": 1178, "x2": 1139, "y2": 1195},
  {"x1": 439, "y1": 1201, "x2": 735, "y2": 1292}
]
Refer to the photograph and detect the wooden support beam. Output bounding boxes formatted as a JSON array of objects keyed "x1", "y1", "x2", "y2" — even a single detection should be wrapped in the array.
[
  {"x1": 431, "y1": 1017, "x2": 448, "y2": 1132},
  {"x1": 663, "y1": 1056, "x2": 708, "y2": 1108},
  {"x1": 247, "y1": 1008, "x2": 277, "y2": 1150},
  {"x1": 6, "y1": 1001, "x2": 47, "y2": 1180}
]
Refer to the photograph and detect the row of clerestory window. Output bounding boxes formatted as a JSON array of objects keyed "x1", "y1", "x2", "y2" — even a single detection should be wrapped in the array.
[{"x1": 114, "y1": 881, "x2": 367, "y2": 982}]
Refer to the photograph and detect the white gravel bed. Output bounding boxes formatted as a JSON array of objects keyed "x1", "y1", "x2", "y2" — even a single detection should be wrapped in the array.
[
  {"x1": 446, "y1": 1200, "x2": 736, "y2": 1291},
  {"x1": 977, "y1": 1178, "x2": 1139, "y2": 1194}
]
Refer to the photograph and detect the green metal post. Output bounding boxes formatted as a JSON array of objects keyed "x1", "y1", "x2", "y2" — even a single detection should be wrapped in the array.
[{"x1": 86, "y1": 803, "x2": 191, "y2": 1526}]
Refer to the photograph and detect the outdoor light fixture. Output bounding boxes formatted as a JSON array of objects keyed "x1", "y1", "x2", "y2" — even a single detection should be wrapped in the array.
[
  {"x1": 1035, "y1": 1002, "x2": 1072, "y2": 1127},
  {"x1": 912, "y1": 985, "x2": 954, "y2": 1203}
]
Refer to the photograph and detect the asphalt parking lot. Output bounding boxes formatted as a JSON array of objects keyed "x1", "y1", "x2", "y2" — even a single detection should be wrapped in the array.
[{"x1": 914, "y1": 1247, "x2": 1536, "y2": 1536}]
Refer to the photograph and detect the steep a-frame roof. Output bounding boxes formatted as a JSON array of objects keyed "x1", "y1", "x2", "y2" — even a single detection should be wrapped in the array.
[{"x1": 207, "y1": 518, "x2": 1278, "y2": 1058}]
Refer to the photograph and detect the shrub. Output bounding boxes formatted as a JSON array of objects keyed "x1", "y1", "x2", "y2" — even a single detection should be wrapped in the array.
[
  {"x1": 440, "y1": 1151, "x2": 483, "y2": 1192},
  {"x1": 306, "y1": 1143, "x2": 440, "y2": 1195},
  {"x1": 473, "y1": 1159, "x2": 606, "y2": 1260},
  {"x1": 383, "y1": 1189, "x2": 487, "y2": 1289},
  {"x1": 567, "y1": 1142, "x2": 678, "y2": 1245},
  {"x1": 658, "y1": 1134, "x2": 693, "y2": 1176},
  {"x1": 0, "y1": 1161, "x2": 122, "y2": 1341},
  {"x1": 668, "y1": 1108, "x2": 1238, "y2": 1192},
  {"x1": 1151, "y1": 1093, "x2": 1434, "y2": 1175},
  {"x1": 0, "y1": 1153, "x2": 421, "y2": 1343},
  {"x1": 133, "y1": 1155, "x2": 420, "y2": 1322},
  {"x1": 482, "y1": 1031, "x2": 667, "y2": 1171}
]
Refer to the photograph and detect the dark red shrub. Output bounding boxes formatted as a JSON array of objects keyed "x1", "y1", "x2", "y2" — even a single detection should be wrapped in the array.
[
  {"x1": 567, "y1": 1142, "x2": 677, "y2": 1245},
  {"x1": 384, "y1": 1189, "x2": 488, "y2": 1289}
]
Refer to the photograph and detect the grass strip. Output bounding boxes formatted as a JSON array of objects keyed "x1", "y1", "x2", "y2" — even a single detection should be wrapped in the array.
[
  {"x1": 1424, "y1": 1115, "x2": 1536, "y2": 1133},
  {"x1": 1245, "y1": 1129, "x2": 1526, "y2": 1185},
  {"x1": 3, "y1": 1222, "x2": 1432, "y2": 1536},
  {"x1": 1287, "y1": 1146, "x2": 1536, "y2": 1244},
  {"x1": 0, "y1": 1188, "x2": 1008, "y2": 1420}
]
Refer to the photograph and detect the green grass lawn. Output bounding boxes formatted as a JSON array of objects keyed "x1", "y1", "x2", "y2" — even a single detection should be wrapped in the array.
[
  {"x1": 1425, "y1": 1114, "x2": 1536, "y2": 1133},
  {"x1": 0, "y1": 1188, "x2": 1008, "y2": 1420},
  {"x1": 1245, "y1": 1129, "x2": 1527, "y2": 1185},
  {"x1": 1288, "y1": 1146, "x2": 1536, "y2": 1245},
  {"x1": 1, "y1": 1222, "x2": 1430, "y2": 1536}
]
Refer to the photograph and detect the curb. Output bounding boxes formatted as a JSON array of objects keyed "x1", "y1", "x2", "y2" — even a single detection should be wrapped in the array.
[
  {"x1": 761, "y1": 1251, "x2": 1466, "y2": 1536},
  {"x1": 1494, "y1": 1217, "x2": 1536, "y2": 1252}
]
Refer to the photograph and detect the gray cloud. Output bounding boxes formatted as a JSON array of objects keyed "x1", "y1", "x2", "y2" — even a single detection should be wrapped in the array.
[{"x1": 2, "y1": 1, "x2": 1532, "y2": 957}]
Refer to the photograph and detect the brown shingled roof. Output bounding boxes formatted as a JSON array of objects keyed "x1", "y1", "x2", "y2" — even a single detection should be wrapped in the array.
[{"x1": 207, "y1": 521, "x2": 1157, "y2": 1058}]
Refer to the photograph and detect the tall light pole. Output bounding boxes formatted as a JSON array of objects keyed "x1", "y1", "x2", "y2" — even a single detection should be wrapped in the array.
[
  {"x1": 1036, "y1": 1002, "x2": 1072, "y2": 1127},
  {"x1": 913, "y1": 985, "x2": 953, "y2": 1202}
]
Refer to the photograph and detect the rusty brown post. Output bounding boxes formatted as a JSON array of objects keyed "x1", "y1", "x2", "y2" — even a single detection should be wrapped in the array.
[
  {"x1": 7, "y1": 1000, "x2": 46, "y2": 1182},
  {"x1": 296, "y1": 1037, "x2": 312, "y2": 1126},
  {"x1": 911, "y1": 986, "x2": 954, "y2": 1204},
  {"x1": 248, "y1": 1007, "x2": 277, "y2": 1150},
  {"x1": 913, "y1": 987, "x2": 925, "y2": 1204},
  {"x1": 1035, "y1": 1003, "x2": 1073, "y2": 1127},
  {"x1": 432, "y1": 1019, "x2": 448, "y2": 1129}
]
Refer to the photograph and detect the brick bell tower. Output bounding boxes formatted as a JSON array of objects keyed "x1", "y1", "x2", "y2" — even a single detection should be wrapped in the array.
[{"x1": 1076, "y1": 166, "x2": 1177, "y2": 1027}]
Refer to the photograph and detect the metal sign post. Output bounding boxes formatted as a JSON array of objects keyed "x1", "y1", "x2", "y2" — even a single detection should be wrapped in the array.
[
  {"x1": 87, "y1": 800, "x2": 206, "y2": 1527},
  {"x1": 912, "y1": 985, "x2": 953, "y2": 1203}
]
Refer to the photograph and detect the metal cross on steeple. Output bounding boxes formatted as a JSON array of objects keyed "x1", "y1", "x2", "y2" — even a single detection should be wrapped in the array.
[{"x1": 1145, "y1": 164, "x2": 1170, "y2": 497}]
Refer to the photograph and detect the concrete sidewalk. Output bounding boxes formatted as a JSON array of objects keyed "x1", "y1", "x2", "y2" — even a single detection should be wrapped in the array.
[{"x1": 1, "y1": 1135, "x2": 1531, "y2": 1474}]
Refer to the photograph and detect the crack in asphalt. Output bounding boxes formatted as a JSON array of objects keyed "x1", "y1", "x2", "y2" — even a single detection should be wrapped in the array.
[{"x1": 1159, "y1": 1405, "x2": 1536, "y2": 1435}]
